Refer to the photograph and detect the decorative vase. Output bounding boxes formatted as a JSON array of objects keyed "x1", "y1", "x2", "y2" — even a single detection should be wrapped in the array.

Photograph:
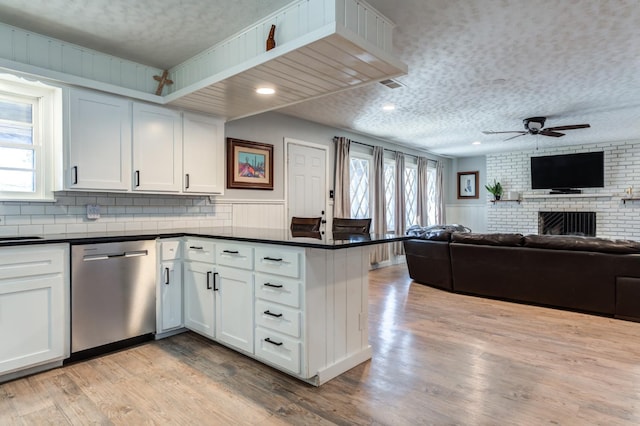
[{"x1": 495, "y1": 195, "x2": 501, "y2": 201}]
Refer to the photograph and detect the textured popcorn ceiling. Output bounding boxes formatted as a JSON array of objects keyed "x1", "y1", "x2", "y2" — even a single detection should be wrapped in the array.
[
  {"x1": 281, "y1": 0, "x2": 640, "y2": 156},
  {"x1": 2, "y1": 0, "x2": 640, "y2": 156}
]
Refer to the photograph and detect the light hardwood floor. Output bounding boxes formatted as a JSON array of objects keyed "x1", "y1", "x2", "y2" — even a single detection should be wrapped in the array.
[{"x1": 3, "y1": 264, "x2": 640, "y2": 425}]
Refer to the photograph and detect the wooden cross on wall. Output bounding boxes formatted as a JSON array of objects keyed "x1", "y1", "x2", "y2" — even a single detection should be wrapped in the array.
[{"x1": 153, "y1": 70, "x2": 173, "y2": 95}]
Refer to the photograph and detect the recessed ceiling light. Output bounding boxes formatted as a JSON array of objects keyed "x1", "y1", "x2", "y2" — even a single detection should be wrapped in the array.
[
  {"x1": 256, "y1": 87, "x2": 275, "y2": 95},
  {"x1": 382, "y1": 104, "x2": 395, "y2": 111},
  {"x1": 472, "y1": 141, "x2": 481, "y2": 145}
]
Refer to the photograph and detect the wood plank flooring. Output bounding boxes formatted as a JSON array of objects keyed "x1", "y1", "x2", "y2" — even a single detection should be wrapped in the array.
[{"x1": 3, "y1": 264, "x2": 640, "y2": 425}]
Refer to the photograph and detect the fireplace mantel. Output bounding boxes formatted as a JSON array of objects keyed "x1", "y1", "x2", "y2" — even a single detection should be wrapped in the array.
[{"x1": 522, "y1": 193, "x2": 614, "y2": 200}]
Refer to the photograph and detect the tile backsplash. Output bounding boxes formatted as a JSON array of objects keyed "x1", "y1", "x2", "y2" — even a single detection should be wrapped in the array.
[{"x1": 0, "y1": 191, "x2": 232, "y2": 236}]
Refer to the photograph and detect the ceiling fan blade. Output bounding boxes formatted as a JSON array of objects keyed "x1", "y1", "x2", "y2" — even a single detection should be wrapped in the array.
[
  {"x1": 482, "y1": 130, "x2": 527, "y2": 135},
  {"x1": 544, "y1": 124, "x2": 590, "y2": 131},
  {"x1": 539, "y1": 129, "x2": 565, "y2": 137},
  {"x1": 503, "y1": 133, "x2": 526, "y2": 141}
]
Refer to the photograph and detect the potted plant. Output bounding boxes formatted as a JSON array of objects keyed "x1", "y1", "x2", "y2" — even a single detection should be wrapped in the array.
[{"x1": 485, "y1": 179, "x2": 503, "y2": 201}]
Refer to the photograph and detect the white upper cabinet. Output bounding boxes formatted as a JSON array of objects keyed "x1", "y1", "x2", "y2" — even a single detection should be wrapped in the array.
[
  {"x1": 183, "y1": 113, "x2": 224, "y2": 195},
  {"x1": 132, "y1": 103, "x2": 182, "y2": 192},
  {"x1": 67, "y1": 89, "x2": 131, "y2": 191}
]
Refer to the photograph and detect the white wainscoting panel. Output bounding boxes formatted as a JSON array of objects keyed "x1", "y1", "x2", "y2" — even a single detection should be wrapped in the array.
[
  {"x1": 445, "y1": 204, "x2": 487, "y2": 233},
  {"x1": 230, "y1": 202, "x2": 286, "y2": 229}
]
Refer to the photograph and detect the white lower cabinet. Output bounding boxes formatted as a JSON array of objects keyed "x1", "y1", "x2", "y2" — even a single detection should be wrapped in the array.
[
  {"x1": 159, "y1": 259, "x2": 183, "y2": 332},
  {"x1": 253, "y1": 244, "x2": 305, "y2": 376},
  {"x1": 159, "y1": 238, "x2": 370, "y2": 386},
  {"x1": 215, "y1": 266, "x2": 254, "y2": 353},
  {"x1": 183, "y1": 260, "x2": 215, "y2": 339},
  {"x1": 0, "y1": 244, "x2": 68, "y2": 378},
  {"x1": 255, "y1": 327, "x2": 301, "y2": 374},
  {"x1": 157, "y1": 239, "x2": 183, "y2": 334}
]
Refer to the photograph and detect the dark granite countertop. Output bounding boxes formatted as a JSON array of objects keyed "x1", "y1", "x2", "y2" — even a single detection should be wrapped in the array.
[{"x1": 0, "y1": 227, "x2": 410, "y2": 250}]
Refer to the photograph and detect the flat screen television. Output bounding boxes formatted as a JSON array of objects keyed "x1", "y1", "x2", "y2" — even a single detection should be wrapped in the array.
[{"x1": 530, "y1": 151, "x2": 604, "y2": 193}]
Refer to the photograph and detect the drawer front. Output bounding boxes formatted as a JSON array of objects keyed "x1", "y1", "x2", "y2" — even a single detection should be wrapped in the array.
[
  {"x1": 255, "y1": 273, "x2": 301, "y2": 308},
  {"x1": 216, "y1": 242, "x2": 254, "y2": 270},
  {"x1": 160, "y1": 240, "x2": 181, "y2": 260},
  {"x1": 254, "y1": 246, "x2": 301, "y2": 278},
  {"x1": 255, "y1": 328, "x2": 301, "y2": 374},
  {"x1": 0, "y1": 246, "x2": 66, "y2": 280},
  {"x1": 255, "y1": 300, "x2": 301, "y2": 338},
  {"x1": 183, "y1": 238, "x2": 215, "y2": 263}
]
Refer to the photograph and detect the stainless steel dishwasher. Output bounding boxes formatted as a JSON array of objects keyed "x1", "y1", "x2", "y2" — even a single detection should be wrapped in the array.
[{"x1": 71, "y1": 240, "x2": 156, "y2": 356}]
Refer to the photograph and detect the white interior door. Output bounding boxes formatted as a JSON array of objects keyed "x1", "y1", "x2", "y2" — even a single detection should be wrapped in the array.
[{"x1": 287, "y1": 142, "x2": 327, "y2": 232}]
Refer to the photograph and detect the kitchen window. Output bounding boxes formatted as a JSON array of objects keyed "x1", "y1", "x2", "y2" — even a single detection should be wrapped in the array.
[{"x1": 0, "y1": 76, "x2": 60, "y2": 201}]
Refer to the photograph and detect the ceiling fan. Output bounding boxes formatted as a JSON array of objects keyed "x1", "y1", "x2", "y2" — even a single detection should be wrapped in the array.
[{"x1": 482, "y1": 117, "x2": 591, "y2": 141}]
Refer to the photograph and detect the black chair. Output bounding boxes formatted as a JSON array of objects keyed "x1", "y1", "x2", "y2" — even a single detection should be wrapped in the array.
[
  {"x1": 332, "y1": 218, "x2": 372, "y2": 234},
  {"x1": 290, "y1": 217, "x2": 322, "y2": 232}
]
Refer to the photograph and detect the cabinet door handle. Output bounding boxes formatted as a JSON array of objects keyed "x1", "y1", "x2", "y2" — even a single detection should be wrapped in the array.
[
  {"x1": 264, "y1": 337, "x2": 283, "y2": 346},
  {"x1": 165, "y1": 267, "x2": 170, "y2": 285},
  {"x1": 263, "y1": 282, "x2": 283, "y2": 288},
  {"x1": 206, "y1": 271, "x2": 212, "y2": 289},
  {"x1": 223, "y1": 250, "x2": 239, "y2": 254},
  {"x1": 263, "y1": 257, "x2": 283, "y2": 262},
  {"x1": 185, "y1": 173, "x2": 190, "y2": 189},
  {"x1": 72, "y1": 166, "x2": 78, "y2": 184},
  {"x1": 135, "y1": 170, "x2": 140, "y2": 187},
  {"x1": 263, "y1": 310, "x2": 283, "y2": 318},
  {"x1": 190, "y1": 246, "x2": 203, "y2": 250},
  {"x1": 213, "y1": 272, "x2": 219, "y2": 291}
]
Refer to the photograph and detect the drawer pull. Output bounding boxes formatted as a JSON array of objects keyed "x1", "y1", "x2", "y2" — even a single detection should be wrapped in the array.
[
  {"x1": 263, "y1": 282, "x2": 283, "y2": 288},
  {"x1": 263, "y1": 256, "x2": 283, "y2": 262},
  {"x1": 206, "y1": 271, "x2": 212, "y2": 289},
  {"x1": 263, "y1": 310, "x2": 283, "y2": 318},
  {"x1": 165, "y1": 267, "x2": 170, "y2": 285},
  {"x1": 190, "y1": 246, "x2": 203, "y2": 250},
  {"x1": 264, "y1": 337, "x2": 283, "y2": 346},
  {"x1": 223, "y1": 250, "x2": 239, "y2": 254}
]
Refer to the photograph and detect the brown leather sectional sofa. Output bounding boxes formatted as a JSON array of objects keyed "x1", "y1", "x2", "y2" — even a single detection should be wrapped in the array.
[{"x1": 404, "y1": 232, "x2": 640, "y2": 321}]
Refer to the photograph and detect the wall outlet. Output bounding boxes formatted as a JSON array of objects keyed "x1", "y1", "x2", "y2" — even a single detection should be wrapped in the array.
[{"x1": 86, "y1": 204, "x2": 100, "y2": 220}]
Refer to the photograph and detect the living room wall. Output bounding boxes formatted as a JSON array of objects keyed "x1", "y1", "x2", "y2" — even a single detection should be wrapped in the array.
[
  {"x1": 486, "y1": 140, "x2": 640, "y2": 240},
  {"x1": 446, "y1": 156, "x2": 488, "y2": 232}
]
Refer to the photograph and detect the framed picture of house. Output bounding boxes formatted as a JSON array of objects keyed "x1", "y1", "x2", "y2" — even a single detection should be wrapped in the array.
[
  {"x1": 457, "y1": 171, "x2": 479, "y2": 199},
  {"x1": 226, "y1": 138, "x2": 274, "y2": 190}
]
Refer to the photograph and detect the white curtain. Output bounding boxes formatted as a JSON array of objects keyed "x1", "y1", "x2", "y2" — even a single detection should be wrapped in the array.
[
  {"x1": 416, "y1": 157, "x2": 429, "y2": 226},
  {"x1": 370, "y1": 146, "x2": 388, "y2": 264},
  {"x1": 394, "y1": 152, "x2": 406, "y2": 255},
  {"x1": 435, "y1": 160, "x2": 445, "y2": 224},
  {"x1": 333, "y1": 137, "x2": 351, "y2": 219}
]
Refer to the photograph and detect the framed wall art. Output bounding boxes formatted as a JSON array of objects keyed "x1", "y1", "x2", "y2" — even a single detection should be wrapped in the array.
[
  {"x1": 457, "y1": 171, "x2": 479, "y2": 199},
  {"x1": 226, "y1": 138, "x2": 274, "y2": 190}
]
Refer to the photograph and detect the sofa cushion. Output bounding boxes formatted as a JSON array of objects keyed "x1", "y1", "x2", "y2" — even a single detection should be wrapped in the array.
[
  {"x1": 451, "y1": 232, "x2": 524, "y2": 247},
  {"x1": 523, "y1": 235, "x2": 640, "y2": 254},
  {"x1": 423, "y1": 230, "x2": 452, "y2": 241}
]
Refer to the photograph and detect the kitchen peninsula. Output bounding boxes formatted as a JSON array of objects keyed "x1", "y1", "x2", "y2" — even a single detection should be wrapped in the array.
[{"x1": 0, "y1": 227, "x2": 409, "y2": 386}]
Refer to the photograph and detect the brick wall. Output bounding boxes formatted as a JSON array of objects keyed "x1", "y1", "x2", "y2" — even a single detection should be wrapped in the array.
[
  {"x1": 486, "y1": 140, "x2": 640, "y2": 240},
  {"x1": 0, "y1": 192, "x2": 232, "y2": 236}
]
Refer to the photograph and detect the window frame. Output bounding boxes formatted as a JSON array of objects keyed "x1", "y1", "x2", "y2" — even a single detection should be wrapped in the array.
[
  {"x1": 404, "y1": 161, "x2": 418, "y2": 228},
  {"x1": 349, "y1": 151, "x2": 373, "y2": 220},
  {"x1": 383, "y1": 158, "x2": 395, "y2": 233},
  {"x1": 0, "y1": 76, "x2": 61, "y2": 202}
]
